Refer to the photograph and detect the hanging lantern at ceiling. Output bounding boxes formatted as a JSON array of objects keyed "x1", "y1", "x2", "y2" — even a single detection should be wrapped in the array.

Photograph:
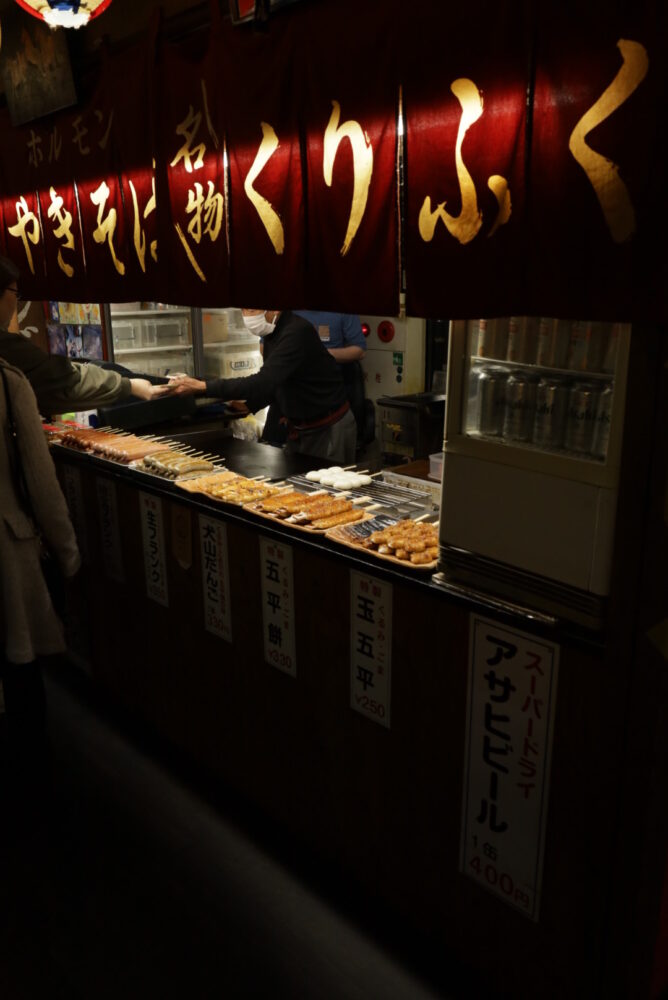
[{"x1": 14, "y1": 0, "x2": 113, "y2": 29}]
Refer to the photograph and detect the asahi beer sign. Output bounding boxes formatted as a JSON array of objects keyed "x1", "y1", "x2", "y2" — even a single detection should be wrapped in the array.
[{"x1": 460, "y1": 615, "x2": 559, "y2": 921}]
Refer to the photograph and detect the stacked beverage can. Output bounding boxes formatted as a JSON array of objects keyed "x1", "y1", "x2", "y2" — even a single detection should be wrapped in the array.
[
  {"x1": 532, "y1": 376, "x2": 570, "y2": 449},
  {"x1": 566, "y1": 321, "x2": 607, "y2": 372},
  {"x1": 536, "y1": 318, "x2": 570, "y2": 368},
  {"x1": 465, "y1": 362, "x2": 484, "y2": 434},
  {"x1": 591, "y1": 382, "x2": 613, "y2": 460},
  {"x1": 477, "y1": 366, "x2": 507, "y2": 436},
  {"x1": 476, "y1": 318, "x2": 509, "y2": 360},
  {"x1": 564, "y1": 381, "x2": 602, "y2": 455},
  {"x1": 503, "y1": 370, "x2": 537, "y2": 442},
  {"x1": 506, "y1": 317, "x2": 538, "y2": 364}
]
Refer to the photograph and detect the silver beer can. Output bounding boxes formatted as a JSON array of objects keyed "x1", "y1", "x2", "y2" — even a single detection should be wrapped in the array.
[
  {"x1": 533, "y1": 376, "x2": 570, "y2": 450},
  {"x1": 477, "y1": 366, "x2": 507, "y2": 436},
  {"x1": 536, "y1": 318, "x2": 570, "y2": 368},
  {"x1": 503, "y1": 370, "x2": 537, "y2": 442},
  {"x1": 564, "y1": 381, "x2": 601, "y2": 455},
  {"x1": 506, "y1": 316, "x2": 538, "y2": 365},
  {"x1": 601, "y1": 324, "x2": 621, "y2": 373},
  {"x1": 465, "y1": 362, "x2": 484, "y2": 434},
  {"x1": 567, "y1": 321, "x2": 606, "y2": 372},
  {"x1": 592, "y1": 383, "x2": 613, "y2": 460}
]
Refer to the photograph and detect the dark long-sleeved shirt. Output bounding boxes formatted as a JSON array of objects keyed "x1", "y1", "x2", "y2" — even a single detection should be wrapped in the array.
[
  {"x1": 204, "y1": 311, "x2": 346, "y2": 422},
  {"x1": 0, "y1": 329, "x2": 132, "y2": 415}
]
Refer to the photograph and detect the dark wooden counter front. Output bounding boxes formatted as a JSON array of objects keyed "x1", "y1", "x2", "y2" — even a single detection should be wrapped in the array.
[{"x1": 51, "y1": 439, "x2": 665, "y2": 1000}]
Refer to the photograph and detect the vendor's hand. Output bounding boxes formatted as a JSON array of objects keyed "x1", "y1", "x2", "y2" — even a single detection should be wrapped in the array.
[
  {"x1": 129, "y1": 378, "x2": 154, "y2": 400},
  {"x1": 168, "y1": 375, "x2": 207, "y2": 396},
  {"x1": 227, "y1": 399, "x2": 249, "y2": 412}
]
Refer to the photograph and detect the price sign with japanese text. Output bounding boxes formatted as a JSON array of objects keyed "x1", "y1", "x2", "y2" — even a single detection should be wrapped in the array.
[
  {"x1": 139, "y1": 492, "x2": 168, "y2": 607},
  {"x1": 460, "y1": 615, "x2": 559, "y2": 921},
  {"x1": 61, "y1": 464, "x2": 88, "y2": 563},
  {"x1": 259, "y1": 537, "x2": 296, "y2": 677},
  {"x1": 350, "y1": 571, "x2": 392, "y2": 728},
  {"x1": 96, "y1": 477, "x2": 123, "y2": 582},
  {"x1": 199, "y1": 515, "x2": 232, "y2": 642}
]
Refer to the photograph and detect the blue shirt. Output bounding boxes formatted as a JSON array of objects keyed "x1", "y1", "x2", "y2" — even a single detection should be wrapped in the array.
[{"x1": 294, "y1": 311, "x2": 366, "y2": 353}]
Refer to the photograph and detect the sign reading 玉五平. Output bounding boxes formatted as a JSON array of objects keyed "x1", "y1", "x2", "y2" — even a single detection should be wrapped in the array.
[
  {"x1": 139, "y1": 491, "x2": 168, "y2": 607},
  {"x1": 199, "y1": 515, "x2": 232, "y2": 642},
  {"x1": 259, "y1": 537, "x2": 296, "y2": 676},
  {"x1": 350, "y1": 571, "x2": 392, "y2": 728},
  {"x1": 460, "y1": 615, "x2": 559, "y2": 921}
]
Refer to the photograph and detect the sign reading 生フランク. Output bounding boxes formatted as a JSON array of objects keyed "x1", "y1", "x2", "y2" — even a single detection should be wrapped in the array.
[
  {"x1": 460, "y1": 615, "x2": 559, "y2": 921},
  {"x1": 350, "y1": 571, "x2": 392, "y2": 728},
  {"x1": 139, "y1": 492, "x2": 168, "y2": 607},
  {"x1": 259, "y1": 537, "x2": 296, "y2": 676}
]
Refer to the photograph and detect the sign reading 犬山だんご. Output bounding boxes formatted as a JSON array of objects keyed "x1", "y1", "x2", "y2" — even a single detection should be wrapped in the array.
[
  {"x1": 0, "y1": 0, "x2": 664, "y2": 319},
  {"x1": 460, "y1": 615, "x2": 559, "y2": 921}
]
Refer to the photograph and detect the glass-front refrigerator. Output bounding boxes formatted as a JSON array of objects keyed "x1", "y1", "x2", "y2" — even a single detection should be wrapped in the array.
[
  {"x1": 108, "y1": 303, "x2": 195, "y2": 376},
  {"x1": 439, "y1": 318, "x2": 631, "y2": 628}
]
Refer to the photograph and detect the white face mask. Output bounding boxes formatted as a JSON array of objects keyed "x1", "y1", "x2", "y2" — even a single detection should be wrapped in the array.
[{"x1": 242, "y1": 312, "x2": 276, "y2": 337}]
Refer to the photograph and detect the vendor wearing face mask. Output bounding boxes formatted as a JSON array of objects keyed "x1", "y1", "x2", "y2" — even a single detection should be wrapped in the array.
[{"x1": 166, "y1": 309, "x2": 357, "y2": 464}]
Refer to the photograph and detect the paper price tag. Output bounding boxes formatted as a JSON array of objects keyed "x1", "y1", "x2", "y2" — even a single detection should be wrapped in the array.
[
  {"x1": 259, "y1": 537, "x2": 296, "y2": 676},
  {"x1": 350, "y1": 571, "x2": 392, "y2": 728}
]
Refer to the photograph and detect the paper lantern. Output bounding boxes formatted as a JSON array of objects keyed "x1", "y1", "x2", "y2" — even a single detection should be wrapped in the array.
[{"x1": 14, "y1": 0, "x2": 113, "y2": 29}]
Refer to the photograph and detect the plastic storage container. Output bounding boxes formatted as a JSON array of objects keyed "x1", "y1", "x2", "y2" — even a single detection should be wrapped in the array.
[{"x1": 429, "y1": 451, "x2": 444, "y2": 481}]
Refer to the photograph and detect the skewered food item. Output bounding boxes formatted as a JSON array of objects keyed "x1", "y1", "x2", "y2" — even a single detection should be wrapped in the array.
[
  {"x1": 356, "y1": 520, "x2": 439, "y2": 565},
  {"x1": 60, "y1": 428, "x2": 173, "y2": 463},
  {"x1": 303, "y1": 467, "x2": 372, "y2": 490},
  {"x1": 140, "y1": 450, "x2": 215, "y2": 478},
  {"x1": 288, "y1": 497, "x2": 353, "y2": 524},
  {"x1": 311, "y1": 509, "x2": 365, "y2": 529}
]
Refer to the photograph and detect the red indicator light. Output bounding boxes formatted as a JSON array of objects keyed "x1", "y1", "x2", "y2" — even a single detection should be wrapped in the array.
[{"x1": 361, "y1": 322, "x2": 370, "y2": 337}]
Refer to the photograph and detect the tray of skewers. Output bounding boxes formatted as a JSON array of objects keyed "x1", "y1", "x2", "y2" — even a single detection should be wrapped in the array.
[
  {"x1": 173, "y1": 471, "x2": 283, "y2": 506},
  {"x1": 325, "y1": 515, "x2": 440, "y2": 570},
  {"x1": 243, "y1": 488, "x2": 377, "y2": 533}
]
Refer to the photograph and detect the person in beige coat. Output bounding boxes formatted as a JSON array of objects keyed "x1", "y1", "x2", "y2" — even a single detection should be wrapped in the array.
[{"x1": 0, "y1": 286, "x2": 81, "y2": 798}]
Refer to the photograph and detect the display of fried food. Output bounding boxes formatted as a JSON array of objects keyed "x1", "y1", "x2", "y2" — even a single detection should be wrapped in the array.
[
  {"x1": 176, "y1": 471, "x2": 237, "y2": 493},
  {"x1": 141, "y1": 450, "x2": 215, "y2": 478},
  {"x1": 250, "y1": 490, "x2": 327, "y2": 517},
  {"x1": 60, "y1": 428, "x2": 172, "y2": 464},
  {"x1": 360, "y1": 520, "x2": 439, "y2": 564},
  {"x1": 205, "y1": 477, "x2": 280, "y2": 505},
  {"x1": 288, "y1": 496, "x2": 354, "y2": 524}
]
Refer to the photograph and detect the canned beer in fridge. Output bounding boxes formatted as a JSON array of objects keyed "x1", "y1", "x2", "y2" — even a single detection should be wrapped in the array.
[
  {"x1": 564, "y1": 381, "x2": 601, "y2": 455},
  {"x1": 592, "y1": 383, "x2": 613, "y2": 459},
  {"x1": 566, "y1": 321, "x2": 606, "y2": 372},
  {"x1": 536, "y1": 318, "x2": 570, "y2": 368},
  {"x1": 506, "y1": 316, "x2": 538, "y2": 364},
  {"x1": 465, "y1": 362, "x2": 484, "y2": 433},
  {"x1": 601, "y1": 324, "x2": 621, "y2": 373},
  {"x1": 503, "y1": 370, "x2": 537, "y2": 441},
  {"x1": 477, "y1": 366, "x2": 507, "y2": 436},
  {"x1": 532, "y1": 376, "x2": 570, "y2": 449},
  {"x1": 477, "y1": 318, "x2": 508, "y2": 360}
]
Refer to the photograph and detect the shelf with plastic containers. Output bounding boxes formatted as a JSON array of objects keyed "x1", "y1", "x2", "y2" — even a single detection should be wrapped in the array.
[
  {"x1": 200, "y1": 307, "x2": 263, "y2": 380},
  {"x1": 108, "y1": 303, "x2": 194, "y2": 376},
  {"x1": 437, "y1": 317, "x2": 631, "y2": 628}
]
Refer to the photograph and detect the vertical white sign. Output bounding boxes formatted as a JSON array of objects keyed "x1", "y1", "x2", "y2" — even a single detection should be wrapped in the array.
[
  {"x1": 350, "y1": 571, "x2": 392, "y2": 728},
  {"x1": 259, "y1": 537, "x2": 296, "y2": 676},
  {"x1": 199, "y1": 515, "x2": 232, "y2": 642},
  {"x1": 61, "y1": 464, "x2": 88, "y2": 561},
  {"x1": 460, "y1": 614, "x2": 559, "y2": 921},
  {"x1": 96, "y1": 477, "x2": 124, "y2": 582},
  {"x1": 139, "y1": 492, "x2": 168, "y2": 607}
]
